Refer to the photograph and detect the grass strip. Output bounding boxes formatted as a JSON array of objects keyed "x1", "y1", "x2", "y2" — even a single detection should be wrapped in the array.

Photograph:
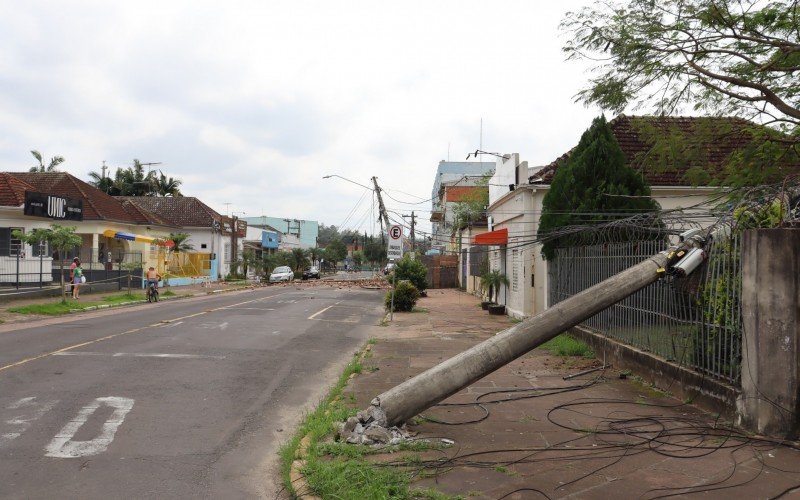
[
  {"x1": 539, "y1": 333, "x2": 594, "y2": 357},
  {"x1": 279, "y1": 344, "x2": 454, "y2": 499},
  {"x1": 8, "y1": 292, "x2": 144, "y2": 315}
]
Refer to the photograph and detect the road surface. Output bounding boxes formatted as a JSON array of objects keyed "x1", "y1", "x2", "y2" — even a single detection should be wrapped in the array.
[{"x1": 0, "y1": 285, "x2": 384, "y2": 499}]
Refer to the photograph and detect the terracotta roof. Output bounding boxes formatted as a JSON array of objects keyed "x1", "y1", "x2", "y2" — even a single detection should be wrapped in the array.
[
  {"x1": 116, "y1": 196, "x2": 222, "y2": 228},
  {"x1": 6, "y1": 172, "x2": 140, "y2": 222},
  {"x1": 534, "y1": 115, "x2": 797, "y2": 186},
  {"x1": 118, "y1": 199, "x2": 177, "y2": 227},
  {"x1": 445, "y1": 185, "x2": 487, "y2": 202},
  {"x1": 0, "y1": 173, "x2": 34, "y2": 207}
]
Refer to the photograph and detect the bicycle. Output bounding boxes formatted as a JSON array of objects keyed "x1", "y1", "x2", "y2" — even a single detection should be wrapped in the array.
[{"x1": 146, "y1": 281, "x2": 159, "y2": 303}]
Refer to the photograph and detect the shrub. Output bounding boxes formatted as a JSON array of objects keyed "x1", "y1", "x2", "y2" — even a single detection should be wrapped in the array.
[
  {"x1": 385, "y1": 280, "x2": 420, "y2": 312},
  {"x1": 393, "y1": 256, "x2": 428, "y2": 291}
]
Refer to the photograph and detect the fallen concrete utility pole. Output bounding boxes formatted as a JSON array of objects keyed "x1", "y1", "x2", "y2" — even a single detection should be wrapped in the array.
[{"x1": 366, "y1": 243, "x2": 701, "y2": 428}]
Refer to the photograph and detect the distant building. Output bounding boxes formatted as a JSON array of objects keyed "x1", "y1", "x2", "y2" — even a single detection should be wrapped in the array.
[
  {"x1": 242, "y1": 216, "x2": 318, "y2": 249},
  {"x1": 429, "y1": 161, "x2": 494, "y2": 253}
]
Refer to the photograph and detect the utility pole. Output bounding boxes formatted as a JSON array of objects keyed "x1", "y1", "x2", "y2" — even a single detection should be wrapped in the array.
[
  {"x1": 402, "y1": 211, "x2": 416, "y2": 250},
  {"x1": 371, "y1": 176, "x2": 391, "y2": 237}
]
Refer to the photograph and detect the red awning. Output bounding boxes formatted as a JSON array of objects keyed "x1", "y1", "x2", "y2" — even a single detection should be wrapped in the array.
[{"x1": 473, "y1": 228, "x2": 508, "y2": 245}]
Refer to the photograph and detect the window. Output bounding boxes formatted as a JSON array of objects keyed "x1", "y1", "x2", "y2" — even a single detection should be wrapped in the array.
[
  {"x1": 201, "y1": 243, "x2": 207, "y2": 249},
  {"x1": 511, "y1": 249, "x2": 520, "y2": 292},
  {"x1": 32, "y1": 240, "x2": 49, "y2": 258},
  {"x1": 0, "y1": 227, "x2": 24, "y2": 257}
]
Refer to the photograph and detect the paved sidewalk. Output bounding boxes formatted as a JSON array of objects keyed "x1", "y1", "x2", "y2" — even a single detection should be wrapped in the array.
[{"x1": 345, "y1": 289, "x2": 800, "y2": 499}]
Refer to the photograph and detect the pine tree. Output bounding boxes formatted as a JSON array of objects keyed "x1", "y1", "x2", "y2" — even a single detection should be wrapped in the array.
[{"x1": 539, "y1": 115, "x2": 660, "y2": 259}]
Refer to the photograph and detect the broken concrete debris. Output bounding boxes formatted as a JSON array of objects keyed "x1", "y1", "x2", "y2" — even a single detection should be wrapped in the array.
[{"x1": 337, "y1": 406, "x2": 411, "y2": 446}]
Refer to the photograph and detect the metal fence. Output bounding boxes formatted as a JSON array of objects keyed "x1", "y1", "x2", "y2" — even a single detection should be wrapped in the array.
[
  {"x1": 548, "y1": 234, "x2": 742, "y2": 384},
  {"x1": 0, "y1": 248, "x2": 144, "y2": 292}
]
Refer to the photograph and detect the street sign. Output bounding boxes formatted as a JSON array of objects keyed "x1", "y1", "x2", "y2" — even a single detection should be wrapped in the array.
[{"x1": 387, "y1": 224, "x2": 403, "y2": 260}]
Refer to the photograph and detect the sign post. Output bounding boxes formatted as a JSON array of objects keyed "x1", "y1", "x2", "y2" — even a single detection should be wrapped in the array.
[{"x1": 387, "y1": 225, "x2": 404, "y2": 321}]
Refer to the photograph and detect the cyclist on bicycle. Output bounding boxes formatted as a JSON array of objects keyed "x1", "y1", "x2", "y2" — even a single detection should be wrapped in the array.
[{"x1": 145, "y1": 266, "x2": 161, "y2": 291}]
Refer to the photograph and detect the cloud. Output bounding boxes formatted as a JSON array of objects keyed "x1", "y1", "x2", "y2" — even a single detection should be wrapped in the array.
[{"x1": 0, "y1": 0, "x2": 608, "y2": 235}]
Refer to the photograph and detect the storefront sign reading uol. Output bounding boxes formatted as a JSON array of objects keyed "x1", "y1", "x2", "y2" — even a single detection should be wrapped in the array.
[{"x1": 24, "y1": 191, "x2": 83, "y2": 221}]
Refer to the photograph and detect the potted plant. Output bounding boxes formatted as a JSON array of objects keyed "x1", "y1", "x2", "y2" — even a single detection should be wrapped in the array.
[{"x1": 480, "y1": 269, "x2": 509, "y2": 314}]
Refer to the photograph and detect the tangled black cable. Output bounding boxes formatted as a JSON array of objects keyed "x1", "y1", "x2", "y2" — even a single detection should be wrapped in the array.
[{"x1": 368, "y1": 373, "x2": 800, "y2": 499}]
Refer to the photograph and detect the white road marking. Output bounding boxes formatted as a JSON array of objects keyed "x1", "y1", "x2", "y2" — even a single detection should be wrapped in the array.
[
  {"x1": 0, "y1": 397, "x2": 58, "y2": 447},
  {"x1": 219, "y1": 322, "x2": 228, "y2": 330},
  {"x1": 0, "y1": 290, "x2": 293, "y2": 374},
  {"x1": 45, "y1": 396, "x2": 134, "y2": 458},
  {"x1": 223, "y1": 307, "x2": 275, "y2": 311},
  {"x1": 157, "y1": 321, "x2": 184, "y2": 328},
  {"x1": 308, "y1": 302, "x2": 360, "y2": 323},
  {"x1": 308, "y1": 305, "x2": 334, "y2": 320},
  {"x1": 52, "y1": 352, "x2": 225, "y2": 360}
]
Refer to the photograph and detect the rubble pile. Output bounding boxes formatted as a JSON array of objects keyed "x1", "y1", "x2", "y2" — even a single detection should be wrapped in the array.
[
  {"x1": 291, "y1": 277, "x2": 392, "y2": 290},
  {"x1": 336, "y1": 404, "x2": 412, "y2": 445}
]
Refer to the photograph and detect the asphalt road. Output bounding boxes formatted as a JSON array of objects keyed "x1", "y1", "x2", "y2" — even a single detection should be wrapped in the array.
[{"x1": 0, "y1": 285, "x2": 385, "y2": 499}]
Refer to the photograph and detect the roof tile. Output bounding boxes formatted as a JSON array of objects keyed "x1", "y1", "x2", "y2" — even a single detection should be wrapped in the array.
[{"x1": 534, "y1": 115, "x2": 799, "y2": 186}]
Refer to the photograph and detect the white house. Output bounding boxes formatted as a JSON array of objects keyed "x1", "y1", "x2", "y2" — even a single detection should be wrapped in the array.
[{"x1": 476, "y1": 115, "x2": 754, "y2": 319}]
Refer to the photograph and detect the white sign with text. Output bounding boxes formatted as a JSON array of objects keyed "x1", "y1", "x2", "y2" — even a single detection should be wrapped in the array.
[{"x1": 387, "y1": 225, "x2": 403, "y2": 260}]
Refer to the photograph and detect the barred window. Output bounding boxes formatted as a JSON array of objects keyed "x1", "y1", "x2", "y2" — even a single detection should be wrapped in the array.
[
  {"x1": 32, "y1": 241, "x2": 49, "y2": 257},
  {"x1": 0, "y1": 227, "x2": 24, "y2": 257}
]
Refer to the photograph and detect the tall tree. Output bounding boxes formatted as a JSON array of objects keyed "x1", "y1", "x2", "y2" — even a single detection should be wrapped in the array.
[
  {"x1": 13, "y1": 225, "x2": 82, "y2": 303},
  {"x1": 153, "y1": 171, "x2": 182, "y2": 197},
  {"x1": 364, "y1": 239, "x2": 387, "y2": 265},
  {"x1": 324, "y1": 239, "x2": 347, "y2": 267},
  {"x1": 562, "y1": 0, "x2": 800, "y2": 130},
  {"x1": 539, "y1": 116, "x2": 661, "y2": 259},
  {"x1": 289, "y1": 248, "x2": 309, "y2": 272},
  {"x1": 89, "y1": 161, "x2": 184, "y2": 197},
  {"x1": 29, "y1": 150, "x2": 64, "y2": 172},
  {"x1": 87, "y1": 170, "x2": 117, "y2": 194}
]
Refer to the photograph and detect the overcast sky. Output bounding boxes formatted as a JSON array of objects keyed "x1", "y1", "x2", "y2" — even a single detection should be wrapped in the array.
[{"x1": 0, "y1": 1, "x2": 605, "y2": 237}]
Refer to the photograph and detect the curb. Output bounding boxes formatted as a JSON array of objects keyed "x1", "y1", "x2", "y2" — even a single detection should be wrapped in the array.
[{"x1": 288, "y1": 343, "x2": 374, "y2": 499}]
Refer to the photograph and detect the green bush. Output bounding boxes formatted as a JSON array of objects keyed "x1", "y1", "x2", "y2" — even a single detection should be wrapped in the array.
[
  {"x1": 385, "y1": 280, "x2": 420, "y2": 312},
  {"x1": 393, "y1": 256, "x2": 428, "y2": 291}
]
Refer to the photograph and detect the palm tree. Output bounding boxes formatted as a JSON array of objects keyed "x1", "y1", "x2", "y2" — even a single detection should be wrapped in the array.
[
  {"x1": 29, "y1": 150, "x2": 65, "y2": 172},
  {"x1": 309, "y1": 247, "x2": 322, "y2": 266},
  {"x1": 480, "y1": 270, "x2": 510, "y2": 305},
  {"x1": 290, "y1": 248, "x2": 309, "y2": 272},
  {"x1": 168, "y1": 233, "x2": 194, "y2": 252},
  {"x1": 87, "y1": 170, "x2": 118, "y2": 194},
  {"x1": 154, "y1": 171, "x2": 182, "y2": 196}
]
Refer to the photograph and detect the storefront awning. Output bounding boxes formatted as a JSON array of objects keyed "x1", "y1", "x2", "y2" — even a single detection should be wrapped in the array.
[
  {"x1": 103, "y1": 230, "x2": 175, "y2": 247},
  {"x1": 473, "y1": 228, "x2": 508, "y2": 246}
]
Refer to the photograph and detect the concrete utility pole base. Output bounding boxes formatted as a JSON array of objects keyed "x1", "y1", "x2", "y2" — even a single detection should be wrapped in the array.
[{"x1": 368, "y1": 251, "x2": 672, "y2": 428}]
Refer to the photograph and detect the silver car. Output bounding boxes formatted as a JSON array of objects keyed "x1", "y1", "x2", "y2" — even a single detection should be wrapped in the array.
[{"x1": 269, "y1": 266, "x2": 294, "y2": 283}]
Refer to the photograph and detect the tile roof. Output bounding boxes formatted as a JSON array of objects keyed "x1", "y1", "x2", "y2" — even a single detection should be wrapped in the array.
[
  {"x1": 116, "y1": 196, "x2": 222, "y2": 228},
  {"x1": 0, "y1": 173, "x2": 34, "y2": 207},
  {"x1": 118, "y1": 199, "x2": 177, "y2": 227},
  {"x1": 534, "y1": 115, "x2": 797, "y2": 186},
  {"x1": 6, "y1": 172, "x2": 140, "y2": 223}
]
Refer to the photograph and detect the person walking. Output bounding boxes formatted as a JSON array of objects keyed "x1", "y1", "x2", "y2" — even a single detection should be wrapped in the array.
[{"x1": 72, "y1": 261, "x2": 83, "y2": 299}]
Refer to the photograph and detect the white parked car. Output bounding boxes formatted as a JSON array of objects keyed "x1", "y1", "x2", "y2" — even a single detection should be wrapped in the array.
[{"x1": 269, "y1": 266, "x2": 294, "y2": 283}]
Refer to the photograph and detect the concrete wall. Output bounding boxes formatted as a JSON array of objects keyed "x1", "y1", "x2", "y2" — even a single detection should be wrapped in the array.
[{"x1": 738, "y1": 229, "x2": 800, "y2": 438}]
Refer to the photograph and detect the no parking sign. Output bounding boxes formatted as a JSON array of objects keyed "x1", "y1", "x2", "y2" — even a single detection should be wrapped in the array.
[{"x1": 387, "y1": 225, "x2": 403, "y2": 260}]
